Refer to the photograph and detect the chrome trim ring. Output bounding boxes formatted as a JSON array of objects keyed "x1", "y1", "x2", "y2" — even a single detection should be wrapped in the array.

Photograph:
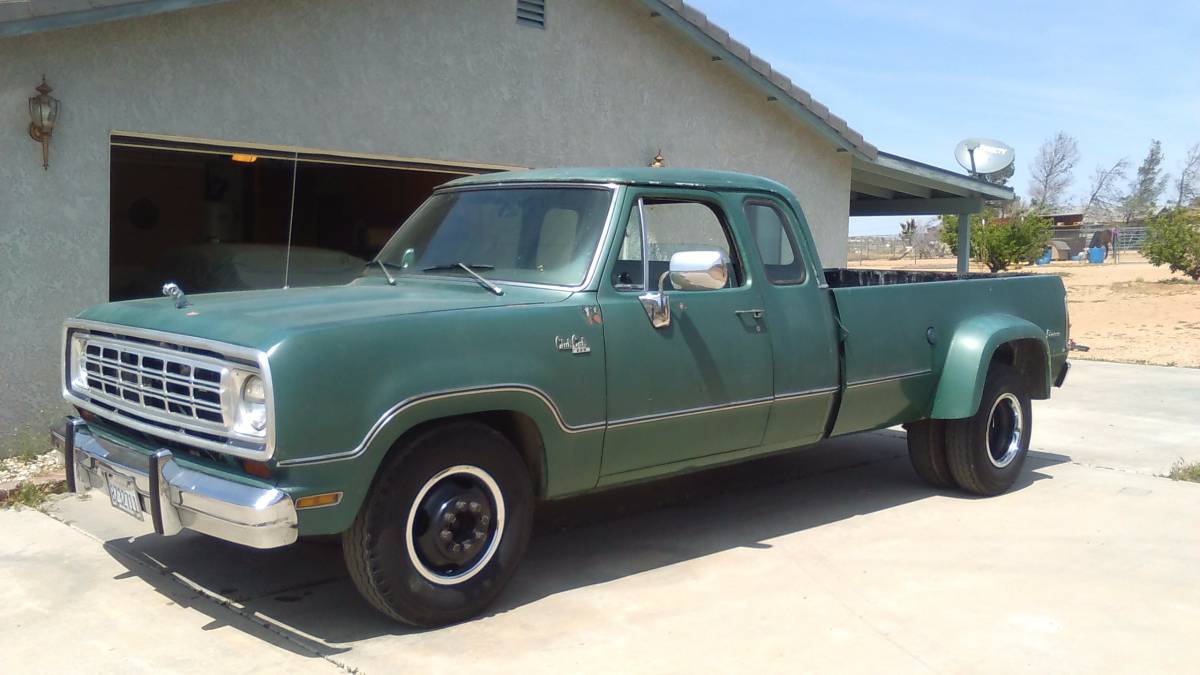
[
  {"x1": 405, "y1": 465, "x2": 506, "y2": 585},
  {"x1": 986, "y1": 393, "x2": 1024, "y2": 468}
]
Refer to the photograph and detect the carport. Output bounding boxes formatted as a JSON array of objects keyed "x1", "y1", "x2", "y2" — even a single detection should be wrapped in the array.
[{"x1": 849, "y1": 152, "x2": 1016, "y2": 272}]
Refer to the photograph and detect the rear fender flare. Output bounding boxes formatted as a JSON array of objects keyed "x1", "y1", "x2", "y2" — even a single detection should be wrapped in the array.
[{"x1": 930, "y1": 314, "x2": 1050, "y2": 420}]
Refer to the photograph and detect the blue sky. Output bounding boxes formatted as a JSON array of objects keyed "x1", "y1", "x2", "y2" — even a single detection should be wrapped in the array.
[{"x1": 688, "y1": 0, "x2": 1200, "y2": 235}]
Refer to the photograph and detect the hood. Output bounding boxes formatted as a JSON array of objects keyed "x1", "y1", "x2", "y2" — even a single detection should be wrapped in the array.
[{"x1": 76, "y1": 277, "x2": 573, "y2": 350}]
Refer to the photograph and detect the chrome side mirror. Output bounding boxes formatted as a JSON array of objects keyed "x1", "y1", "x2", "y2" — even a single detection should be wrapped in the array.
[
  {"x1": 637, "y1": 251, "x2": 727, "y2": 329},
  {"x1": 669, "y1": 250, "x2": 727, "y2": 291}
]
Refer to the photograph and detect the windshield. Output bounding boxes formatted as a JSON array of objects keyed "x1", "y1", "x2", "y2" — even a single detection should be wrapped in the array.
[{"x1": 373, "y1": 186, "x2": 614, "y2": 287}]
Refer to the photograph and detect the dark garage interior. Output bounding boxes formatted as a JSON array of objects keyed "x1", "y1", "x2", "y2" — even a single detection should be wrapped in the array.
[{"x1": 108, "y1": 142, "x2": 486, "y2": 300}]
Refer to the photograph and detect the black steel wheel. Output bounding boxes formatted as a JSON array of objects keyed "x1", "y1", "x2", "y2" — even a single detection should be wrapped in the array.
[{"x1": 343, "y1": 421, "x2": 533, "y2": 627}]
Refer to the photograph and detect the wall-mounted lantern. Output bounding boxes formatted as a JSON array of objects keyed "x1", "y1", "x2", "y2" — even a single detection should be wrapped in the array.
[
  {"x1": 28, "y1": 76, "x2": 61, "y2": 170},
  {"x1": 649, "y1": 150, "x2": 665, "y2": 168}
]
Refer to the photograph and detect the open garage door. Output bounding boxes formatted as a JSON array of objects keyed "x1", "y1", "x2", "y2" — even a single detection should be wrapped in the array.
[{"x1": 108, "y1": 134, "x2": 512, "y2": 300}]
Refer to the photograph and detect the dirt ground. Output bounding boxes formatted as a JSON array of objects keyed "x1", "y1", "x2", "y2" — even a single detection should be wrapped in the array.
[{"x1": 847, "y1": 252, "x2": 1200, "y2": 368}]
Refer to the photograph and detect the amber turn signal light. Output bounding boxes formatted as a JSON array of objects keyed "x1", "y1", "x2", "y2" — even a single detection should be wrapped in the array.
[
  {"x1": 241, "y1": 459, "x2": 272, "y2": 479},
  {"x1": 295, "y1": 492, "x2": 343, "y2": 510}
]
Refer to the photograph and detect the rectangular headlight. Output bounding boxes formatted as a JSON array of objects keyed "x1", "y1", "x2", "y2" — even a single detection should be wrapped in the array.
[{"x1": 67, "y1": 333, "x2": 89, "y2": 392}]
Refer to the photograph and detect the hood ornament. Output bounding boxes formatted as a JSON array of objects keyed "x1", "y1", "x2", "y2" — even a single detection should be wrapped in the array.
[{"x1": 162, "y1": 282, "x2": 191, "y2": 309}]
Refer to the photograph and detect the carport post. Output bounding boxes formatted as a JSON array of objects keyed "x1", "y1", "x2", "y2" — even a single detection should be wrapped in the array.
[{"x1": 956, "y1": 212, "x2": 971, "y2": 274}]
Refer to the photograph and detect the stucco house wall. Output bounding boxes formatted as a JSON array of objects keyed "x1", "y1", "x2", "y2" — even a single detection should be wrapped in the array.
[{"x1": 0, "y1": 0, "x2": 851, "y2": 439}]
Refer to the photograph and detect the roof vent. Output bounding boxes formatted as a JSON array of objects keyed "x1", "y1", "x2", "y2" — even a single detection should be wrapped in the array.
[{"x1": 517, "y1": 0, "x2": 546, "y2": 29}]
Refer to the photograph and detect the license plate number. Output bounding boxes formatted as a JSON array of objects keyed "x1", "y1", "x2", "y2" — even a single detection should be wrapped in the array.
[{"x1": 105, "y1": 473, "x2": 144, "y2": 521}]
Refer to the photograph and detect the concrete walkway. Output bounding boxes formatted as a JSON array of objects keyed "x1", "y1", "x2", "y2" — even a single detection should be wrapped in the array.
[{"x1": 3, "y1": 360, "x2": 1199, "y2": 673}]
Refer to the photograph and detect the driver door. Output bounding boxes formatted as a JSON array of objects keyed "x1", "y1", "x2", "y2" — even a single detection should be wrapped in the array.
[{"x1": 598, "y1": 190, "x2": 773, "y2": 477}]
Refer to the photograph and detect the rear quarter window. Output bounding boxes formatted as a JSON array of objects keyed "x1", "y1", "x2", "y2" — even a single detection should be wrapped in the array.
[{"x1": 744, "y1": 200, "x2": 806, "y2": 285}]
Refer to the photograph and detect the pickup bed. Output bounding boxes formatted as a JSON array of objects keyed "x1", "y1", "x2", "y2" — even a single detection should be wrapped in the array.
[{"x1": 56, "y1": 167, "x2": 1068, "y2": 626}]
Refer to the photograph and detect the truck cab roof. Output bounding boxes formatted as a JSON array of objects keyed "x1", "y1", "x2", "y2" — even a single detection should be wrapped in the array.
[{"x1": 442, "y1": 167, "x2": 794, "y2": 196}]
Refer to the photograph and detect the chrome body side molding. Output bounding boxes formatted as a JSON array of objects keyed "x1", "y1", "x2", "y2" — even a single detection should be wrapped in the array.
[
  {"x1": 280, "y1": 384, "x2": 843, "y2": 467},
  {"x1": 276, "y1": 384, "x2": 607, "y2": 467},
  {"x1": 844, "y1": 369, "x2": 932, "y2": 389}
]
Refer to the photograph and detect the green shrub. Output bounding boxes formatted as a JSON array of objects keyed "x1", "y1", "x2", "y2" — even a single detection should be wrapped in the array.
[
  {"x1": 940, "y1": 210, "x2": 1051, "y2": 272},
  {"x1": 10, "y1": 482, "x2": 48, "y2": 508},
  {"x1": 1168, "y1": 460, "x2": 1200, "y2": 483},
  {"x1": 1141, "y1": 209, "x2": 1200, "y2": 281}
]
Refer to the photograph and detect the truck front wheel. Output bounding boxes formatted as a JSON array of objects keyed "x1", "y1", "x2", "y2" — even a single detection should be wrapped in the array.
[
  {"x1": 342, "y1": 421, "x2": 534, "y2": 627},
  {"x1": 944, "y1": 364, "x2": 1032, "y2": 496}
]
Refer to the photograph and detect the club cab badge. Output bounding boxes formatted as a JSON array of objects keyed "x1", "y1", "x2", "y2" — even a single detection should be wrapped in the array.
[{"x1": 555, "y1": 335, "x2": 590, "y2": 355}]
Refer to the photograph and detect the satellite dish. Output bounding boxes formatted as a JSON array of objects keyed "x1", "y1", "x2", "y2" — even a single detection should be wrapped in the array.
[{"x1": 954, "y1": 138, "x2": 1015, "y2": 177}]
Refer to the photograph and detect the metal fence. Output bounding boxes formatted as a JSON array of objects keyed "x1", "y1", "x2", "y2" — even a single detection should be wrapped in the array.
[
  {"x1": 847, "y1": 235, "x2": 952, "y2": 262},
  {"x1": 846, "y1": 236, "x2": 906, "y2": 262},
  {"x1": 1049, "y1": 226, "x2": 1147, "y2": 259},
  {"x1": 848, "y1": 226, "x2": 1149, "y2": 264}
]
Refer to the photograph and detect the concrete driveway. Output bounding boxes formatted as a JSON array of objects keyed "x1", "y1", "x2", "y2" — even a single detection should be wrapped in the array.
[
  {"x1": 1032, "y1": 359, "x2": 1200, "y2": 473},
  {"x1": 3, "y1": 360, "x2": 1198, "y2": 673}
]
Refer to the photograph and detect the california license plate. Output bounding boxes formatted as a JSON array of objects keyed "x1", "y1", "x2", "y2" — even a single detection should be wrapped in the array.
[{"x1": 105, "y1": 473, "x2": 144, "y2": 521}]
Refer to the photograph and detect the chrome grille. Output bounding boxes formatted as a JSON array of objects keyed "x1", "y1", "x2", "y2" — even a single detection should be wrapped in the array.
[{"x1": 80, "y1": 336, "x2": 228, "y2": 429}]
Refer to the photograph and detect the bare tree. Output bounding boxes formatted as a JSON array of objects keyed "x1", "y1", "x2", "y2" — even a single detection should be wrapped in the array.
[
  {"x1": 1174, "y1": 143, "x2": 1200, "y2": 208},
  {"x1": 1028, "y1": 132, "x2": 1080, "y2": 211},
  {"x1": 1081, "y1": 158, "x2": 1129, "y2": 219}
]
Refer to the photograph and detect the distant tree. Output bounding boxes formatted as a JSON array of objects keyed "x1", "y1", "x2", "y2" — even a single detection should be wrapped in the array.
[
  {"x1": 1081, "y1": 158, "x2": 1129, "y2": 219},
  {"x1": 939, "y1": 212, "x2": 974, "y2": 254},
  {"x1": 1173, "y1": 143, "x2": 1200, "y2": 209},
  {"x1": 1119, "y1": 140, "x2": 1170, "y2": 224},
  {"x1": 1028, "y1": 132, "x2": 1080, "y2": 211},
  {"x1": 939, "y1": 209, "x2": 1051, "y2": 272},
  {"x1": 1140, "y1": 208, "x2": 1200, "y2": 280},
  {"x1": 899, "y1": 218, "x2": 917, "y2": 245}
]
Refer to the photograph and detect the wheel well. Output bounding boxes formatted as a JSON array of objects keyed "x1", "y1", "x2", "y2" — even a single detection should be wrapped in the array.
[
  {"x1": 989, "y1": 339, "x2": 1049, "y2": 399},
  {"x1": 384, "y1": 411, "x2": 547, "y2": 497}
]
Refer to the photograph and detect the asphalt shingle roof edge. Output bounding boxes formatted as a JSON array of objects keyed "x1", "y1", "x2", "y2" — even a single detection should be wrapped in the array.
[{"x1": 649, "y1": 0, "x2": 877, "y2": 159}]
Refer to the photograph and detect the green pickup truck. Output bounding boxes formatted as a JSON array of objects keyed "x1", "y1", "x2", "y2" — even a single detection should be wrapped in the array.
[{"x1": 55, "y1": 168, "x2": 1069, "y2": 626}]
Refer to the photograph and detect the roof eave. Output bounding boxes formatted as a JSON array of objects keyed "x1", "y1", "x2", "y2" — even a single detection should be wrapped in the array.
[
  {"x1": 0, "y1": 0, "x2": 230, "y2": 39},
  {"x1": 864, "y1": 152, "x2": 1015, "y2": 202},
  {"x1": 639, "y1": 0, "x2": 876, "y2": 161}
]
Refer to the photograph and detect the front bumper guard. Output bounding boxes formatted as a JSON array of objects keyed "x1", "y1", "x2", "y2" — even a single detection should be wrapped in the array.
[{"x1": 52, "y1": 417, "x2": 298, "y2": 549}]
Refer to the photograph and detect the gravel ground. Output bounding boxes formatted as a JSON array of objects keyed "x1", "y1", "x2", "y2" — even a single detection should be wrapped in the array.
[{"x1": 0, "y1": 452, "x2": 63, "y2": 485}]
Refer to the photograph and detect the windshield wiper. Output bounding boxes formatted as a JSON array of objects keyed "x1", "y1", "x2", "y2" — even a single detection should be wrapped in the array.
[
  {"x1": 368, "y1": 259, "x2": 398, "y2": 285},
  {"x1": 421, "y1": 263, "x2": 495, "y2": 272},
  {"x1": 422, "y1": 262, "x2": 503, "y2": 296}
]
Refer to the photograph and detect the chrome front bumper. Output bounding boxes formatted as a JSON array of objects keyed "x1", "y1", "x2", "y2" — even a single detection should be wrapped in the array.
[{"x1": 52, "y1": 417, "x2": 297, "y2": 549}]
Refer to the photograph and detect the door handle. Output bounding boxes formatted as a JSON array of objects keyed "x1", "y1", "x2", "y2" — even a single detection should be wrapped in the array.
[{"x1": 734, "y1": 309, "x2": 765, "y2": 320}]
